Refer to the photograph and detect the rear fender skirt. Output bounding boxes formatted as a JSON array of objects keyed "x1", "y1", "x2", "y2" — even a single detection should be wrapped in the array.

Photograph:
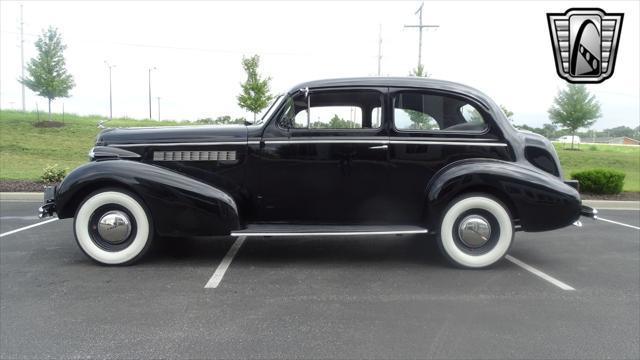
[
  {"x1": 425, "y1": 159, "x2": 581, "y2": 232},
  {"x1": 55, "y1": 160, "x2": 240, "y2": 236}
]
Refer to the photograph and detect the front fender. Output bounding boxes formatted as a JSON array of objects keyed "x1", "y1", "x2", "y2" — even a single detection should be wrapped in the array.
[
  {"x1": 426, "y1": 159, "x2": 581, "y2": 232},
  {"x1": 56, "y1": 160, "x2": 240, "y2": 236}
]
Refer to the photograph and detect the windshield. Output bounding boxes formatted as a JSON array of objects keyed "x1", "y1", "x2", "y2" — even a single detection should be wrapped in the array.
[{"x1": 254, "y1": 94, "x2": 284, "y2": 125}]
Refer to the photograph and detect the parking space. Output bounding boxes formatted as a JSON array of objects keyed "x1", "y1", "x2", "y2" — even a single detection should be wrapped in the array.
[{"x1": 1, "y1": 200, "x2": 639, "y2": 359}]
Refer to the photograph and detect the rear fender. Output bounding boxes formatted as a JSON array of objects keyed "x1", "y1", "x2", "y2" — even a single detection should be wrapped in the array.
[
  {"x1": 425, "y1": 159, "x2": 581, "y2": 232},
  {"x1": 56, "y1": 160, "x2": 240, "y2": 236}
]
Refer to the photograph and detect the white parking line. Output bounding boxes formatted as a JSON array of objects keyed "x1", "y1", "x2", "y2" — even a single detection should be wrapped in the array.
[
  {"x1": 204, "y1": 236, "x2": 246, "y2": 289},
  {"x1": 505, "y1": 255, "x2": 575, "y2": 291},
  {"x1": 597, "y1": 217, "x2": 640, "y2": 230},
  {"x1": 0, "y1": 218, "x2": 59, "y2": 238}
]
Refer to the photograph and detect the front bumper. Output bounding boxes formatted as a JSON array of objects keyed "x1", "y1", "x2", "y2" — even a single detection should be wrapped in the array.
[{"x1": 38, "y1": 186, "x2": 57, "y2": 218}]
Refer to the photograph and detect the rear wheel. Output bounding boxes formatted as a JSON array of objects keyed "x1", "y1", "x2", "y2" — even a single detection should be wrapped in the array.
[
  {"x1": 73, "y1": 189, "x2": 153, "y2": 265},
  {"x1": 437, "y1": 193, "x2": 513, "y2": 269}
]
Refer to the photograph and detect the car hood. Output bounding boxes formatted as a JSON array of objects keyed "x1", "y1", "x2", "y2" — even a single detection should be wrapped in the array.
[{"x1": 96, "y1": 125, "x2": 248, "y2": 146}]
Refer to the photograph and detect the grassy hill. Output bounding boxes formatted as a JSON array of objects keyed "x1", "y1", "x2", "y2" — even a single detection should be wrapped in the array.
[
  {"x1": 0, "y1": 110, "x2": 186, "y2": 180},
  {"x1": 1, "y1": 110, "x2": 638, "y2": 192}
]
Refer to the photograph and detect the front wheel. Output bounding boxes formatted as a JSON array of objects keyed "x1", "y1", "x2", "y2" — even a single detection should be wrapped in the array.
[
  {"x1": 437, "y1": 194, "x2": 514, "y2": 269},
  {"x1": 73, "y1": 189, "x2": 153, "y2": 265}
]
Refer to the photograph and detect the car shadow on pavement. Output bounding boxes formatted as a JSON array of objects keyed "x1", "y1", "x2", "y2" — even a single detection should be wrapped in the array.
[{"x1": 142, "y1": 234, "x2": 447, "y2": 267}]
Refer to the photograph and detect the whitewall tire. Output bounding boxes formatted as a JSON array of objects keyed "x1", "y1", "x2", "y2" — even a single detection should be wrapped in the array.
[
  {"x1": 438, "y1": 194, "x2": 513, "y2": 269},
  {"x1": 74, "y1": 189, "x2": 153, "y2": 265}
]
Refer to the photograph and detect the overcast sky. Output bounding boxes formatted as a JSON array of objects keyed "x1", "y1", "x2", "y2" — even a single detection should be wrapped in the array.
[{"x1": 1, "y1": 0, "x2": 638, "y2": 130}]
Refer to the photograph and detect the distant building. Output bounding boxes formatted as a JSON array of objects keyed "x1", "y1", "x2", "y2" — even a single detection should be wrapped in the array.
[{"x1": 592, "y1": 137, "x2": 640, "y2": 145}]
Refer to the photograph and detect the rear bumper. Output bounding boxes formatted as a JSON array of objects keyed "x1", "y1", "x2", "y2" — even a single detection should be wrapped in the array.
[
  {"x1": 580, "y1": 204, "x2": 598, "y2": 219},
  {"x1": 38, "y1": 186, "x2": 57, "y2": 218}
]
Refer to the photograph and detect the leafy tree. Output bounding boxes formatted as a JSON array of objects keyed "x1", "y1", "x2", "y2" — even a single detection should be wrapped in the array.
[
  {"x1": 195, "y1": 116, "x2": 246, "y2": 125},
  {"x1": 311, "y1": 114, "x2": 359, "y2": 129},
  {"x1": 548, "y1": 84, "x2": 601, "y2": 149},
  {"x1": 237, "y1": 55, "x2": 274, "y2": 123},
  {"x1": 404, "y1": 110, "x2": 437, "y2": 130},
  {"x1": 20, "y1": 27, "x2": 75, "y2": 121},
  {"x1": 500, "y1": 105, "x2": 514, "y2": 121},
  {"x1": 541, "y1": 123, "x2": 558, "y2": 139},
  {"x1": 409, "y1": 64, "x2": 429, "y2": 77}
]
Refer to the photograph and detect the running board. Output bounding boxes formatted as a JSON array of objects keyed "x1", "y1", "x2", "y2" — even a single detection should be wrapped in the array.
[{"x1": 230, "y1": 224, "x2": 428, "y2": 237}]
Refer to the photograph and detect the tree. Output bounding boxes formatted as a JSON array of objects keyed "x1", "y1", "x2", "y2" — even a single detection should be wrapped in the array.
[
  {"x1": 500, "y1": 105, "x2": 514, "y2": 122},
  {"x1": 20, "y1": 27, "x2": 75, "y2": 121},
  {"x1": 237, "y1": 55, "x2": 274, "y2": 123},
  {"x1": 548, "y1": 84, "x2": 601, "y2": 149},
  {"x1": 409, "y1": 64, "x2": 429, "y2": 77}
]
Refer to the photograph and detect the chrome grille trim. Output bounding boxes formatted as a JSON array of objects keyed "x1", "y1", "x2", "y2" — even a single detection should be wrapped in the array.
[{"x1": 153, "y1": 151, "x2": 237, "y2": 162}]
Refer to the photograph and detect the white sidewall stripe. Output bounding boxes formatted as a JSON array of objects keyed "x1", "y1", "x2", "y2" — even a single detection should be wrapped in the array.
[
  {"x1": 441, "y1": 196, "x2": 513, "y2": 268},
  {"x1": 75, "y1": 191, "x2": 149, "y2": 265}
]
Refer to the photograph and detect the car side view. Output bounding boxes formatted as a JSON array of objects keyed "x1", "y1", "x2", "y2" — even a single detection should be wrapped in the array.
[{"x1": 38, "y1": 77, "x2": 597, "y2": 268}]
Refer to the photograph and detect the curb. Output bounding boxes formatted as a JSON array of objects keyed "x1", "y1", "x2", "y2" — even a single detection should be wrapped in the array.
[
  {"x1": 1, "y1": 192, "x2": 638, "y2": 210},
  {"x1": 582, "y1": 199, "x2": 640, "y2": 210}
]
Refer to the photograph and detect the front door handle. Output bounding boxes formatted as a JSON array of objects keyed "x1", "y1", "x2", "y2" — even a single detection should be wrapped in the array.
[{"x1": 369, "y1": 145, "x2": 388, "y2": 150}]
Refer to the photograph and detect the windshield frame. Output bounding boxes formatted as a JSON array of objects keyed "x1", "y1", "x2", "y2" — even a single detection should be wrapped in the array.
[{"x1": 254, "y1": 94, "x2": 284, "y2": 126}]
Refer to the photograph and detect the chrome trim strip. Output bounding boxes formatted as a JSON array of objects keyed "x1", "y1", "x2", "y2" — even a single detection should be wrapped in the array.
[
  {"x1": 230, "y1": 229, "x2": 428, "y2": 237},
  {"x1": 110, "y1": 139, "x2": 508, "y2": 147},
  {"x1": 389, "y1": 140, "x2": 507, "y2": 147},
  {"x1": 264, "y1": 139, "x2": 507, "y2": 147},
  {"x1": 265, "y1": 139, "x2": 387, "y2": 145},
  {"x1": 109, "y1": 141, "x2": 246, "y2": 147}
]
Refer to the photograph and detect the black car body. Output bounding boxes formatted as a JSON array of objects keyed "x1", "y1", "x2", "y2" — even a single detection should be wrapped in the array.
[{"x1": 39, "y1": 77, "x2": 597, "y2": 268}]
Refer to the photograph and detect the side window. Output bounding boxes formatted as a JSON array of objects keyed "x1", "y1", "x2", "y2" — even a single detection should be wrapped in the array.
[
  {"x1": 393, "y1": 92, "x2": 487, "y2": 132},
  {"x1": 295, "y1": 106, "x2": 363, "y2": 129},
  {"x1": 284, "y1": 90, "x2": 382, "y2": 130}
]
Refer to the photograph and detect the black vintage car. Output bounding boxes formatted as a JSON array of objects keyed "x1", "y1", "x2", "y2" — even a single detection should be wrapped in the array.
[{"x1": 39, "y1": 77, "x2": 597, "y2": 268}]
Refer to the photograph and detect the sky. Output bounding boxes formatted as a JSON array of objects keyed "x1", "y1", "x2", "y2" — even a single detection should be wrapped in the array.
[{"x1": 0, "y1": 0, "x2": 638, "y2": 130}]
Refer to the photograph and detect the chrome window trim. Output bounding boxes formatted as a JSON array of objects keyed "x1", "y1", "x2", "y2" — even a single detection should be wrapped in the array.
[{"x1": 108, "y1": 139, "x2": 508, "y2": 147}]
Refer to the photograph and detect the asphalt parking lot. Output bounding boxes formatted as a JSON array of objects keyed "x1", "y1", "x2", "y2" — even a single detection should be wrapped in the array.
[{"x1": 1, "y1": 199, "x2": 638, "y2": 359}]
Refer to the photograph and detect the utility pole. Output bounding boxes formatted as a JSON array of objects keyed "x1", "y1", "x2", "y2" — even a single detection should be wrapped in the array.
[
  {"x1": 404, "y1": 2, "x2": 439, "y2": 71},
  {"x1": 156, "y1": 97, "x2": 161, "y2": 121},
  {"x1": 148, "y1": 67, "x2": 156, "y2": 119},
  {"x1": 20, "y1": 4, "x2": 25, "y2": 111},
  {"x1": 377, "y1": 24, "x2": 382, "y2": 76},
  {"x1": 105, "y1": 61, "x2": 115, "y2": 119}
]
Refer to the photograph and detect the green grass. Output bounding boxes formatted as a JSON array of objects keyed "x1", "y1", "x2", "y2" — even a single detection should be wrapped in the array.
[
  {"x1": 553, "y1": 143, "x2": 640, "y2": 192},
  {"x1": 0, "y1": 110, "x2": 185, "y2": 181},
  {"x1": 1, "y1": 110, "x2": 639, "y2": 192}
]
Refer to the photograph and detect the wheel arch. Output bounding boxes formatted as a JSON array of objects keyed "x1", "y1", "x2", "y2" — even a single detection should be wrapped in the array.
[
  {"x1": 424, "y1": 158, "x2": 581, "y2": 232},
  {"x1": 56, "y1": 160, "x2": 241, "y2": 237}
]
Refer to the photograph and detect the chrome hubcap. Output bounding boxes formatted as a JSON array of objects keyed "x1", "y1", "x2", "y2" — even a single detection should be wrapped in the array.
[
  {"x1": 458, "y1": 215, "x2": 491, "y2": 248},
  {"x1": 97, "y1": 210, "x2": 132, "y2": 244}
]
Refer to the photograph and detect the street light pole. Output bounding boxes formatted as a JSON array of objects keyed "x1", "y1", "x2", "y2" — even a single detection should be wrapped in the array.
[
  {"x1": 156, "y1": 97, "x2": 161, "y2": 121},
  {"x1": 148, "y1": 67, "x2": 156, "y2": 119},
  {"x1": 104, "y1": 61, "x2": 115, "y2": 119}
]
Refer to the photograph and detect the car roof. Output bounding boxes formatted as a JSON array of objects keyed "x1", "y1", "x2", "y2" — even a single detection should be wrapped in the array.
[{"x1": 288, "y1": 77, "x2": 493, "y2": 108}]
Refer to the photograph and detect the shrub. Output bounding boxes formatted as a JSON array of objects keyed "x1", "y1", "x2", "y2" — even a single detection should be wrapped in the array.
[
  {"x1": 40, "y1": 164, "x2": 67, "y2": 183},
  {"x1": 571, "y1": 168, "x2": 625, "y2": 194}
]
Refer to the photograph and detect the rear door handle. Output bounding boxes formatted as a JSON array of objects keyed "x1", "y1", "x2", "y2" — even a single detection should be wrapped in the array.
[{"x1": 369, "y1": 145, "x2": 388, "y2": 150}]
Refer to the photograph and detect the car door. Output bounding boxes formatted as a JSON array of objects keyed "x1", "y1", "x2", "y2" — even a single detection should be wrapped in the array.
[
  {"x1": 253, "y1": 87, "x2": 391, "y2": 224},
  {"x1": 387, "y1": 88, "x2": 513, "y2": 224}
]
